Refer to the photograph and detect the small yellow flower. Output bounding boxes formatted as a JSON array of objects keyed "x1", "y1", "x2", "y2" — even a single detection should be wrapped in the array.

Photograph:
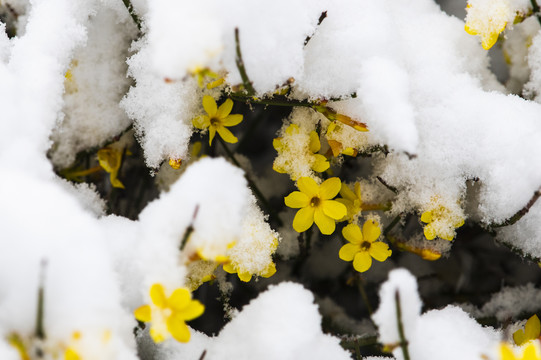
[
  {"x1": 284, "y1": 177, "x2": 347, "y2": 235},
  {"x1": 273, "y1": 124, "x2": 329, "y2": 175},
  {"x1": 336, "y1": 182, "x2": 363, "y2": 221},
  {"x1": 326, "y1": 122, "x2": 358, "y2": 157},
  {"x1": 420, "y1": 204, "x2": 464, "y2": 241},
  {"x1": 97, "y1": 147, "x2": 127, "y2": 189},
  {"x1": 134, "y1": 283, "x2": 204, "y2": 343},
  {"x1": 190, "y1": 67, "x2": 224, "y2": 89},
  {"x1": 464, "y1": 0, "x2": 510, "y2": 50},
  {"x1": 514, "y1": 315, "x2": 541, "y2": 346},
  {"x1": 192, "y1": 96, "x2": 243, "y2": 146},
  {"x1": 168, "y1": 158, "x2": 182, "y2": 170},
  {"x1": 223, "y1": 261, "x2": 276, "y2": 282},
  {"x1": 339, "y1": 221, "x2": 392, "y2": 272},
  {"x1": 500, "y1": 342, "x2": 541, "y2": 360}
]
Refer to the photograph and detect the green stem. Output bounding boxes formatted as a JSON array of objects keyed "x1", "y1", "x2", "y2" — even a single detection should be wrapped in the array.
[
  {"x1": 357, "y1": 275, "x2": 373, "y2": 316},
  {"x1": 340, "y1": 336, "x2": 378, "y2": 349},
  {"x1": 35, "y1": 260, "x2": 47, "y2": 340},
  {"x1": 376, "y1": 176, "x2": 398, "y2": 194},
  {"x1": 180, "y1": 205, "x2": 199, "y2": 251},
  {"x1": 234, "y1": 28, "x2": 256, "y2": 96},
  {"x1": 121, "y1": 0, "x2": 142, "y2": 31},
  {"x1": 304, "y1": 11, "x2": 328, "y2": 46},
  {"x1": 531, "y1": 0, "x2": 541, "y2": 27},
  {"x1": 383, "y1": 215, "x2": 402, "y2": 236},
  {"x1": 395, "y1": 291, "x2": 411, "y2": 360},
  {"x1": 217, "y1": 137, "x2": 283, "y2": 227},
  {"x1": 230, "y1": 93, "x2": 313, "y2": 108},
  {"x1": 491, "y1": 188, "x2": 541, "y2": 228}
]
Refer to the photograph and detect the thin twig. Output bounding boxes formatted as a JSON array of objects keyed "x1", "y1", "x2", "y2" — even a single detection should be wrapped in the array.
[
  {"x1": 234, "y1": 28, "x2": 256, "y2": 96},
  {"x1": 35, "y1": 259, "x2": 47, "y2": 340},
  {"x1": 180, "y1": 205, "x2": 200, "y2": 251},
  {"x1": 395, "y1": 291, "x2": 411, "y2": 360},
  {"x1": 376, "y1": 176, "x2": 398, "y2": 195},
  {"x1": 304, "y1": 11, "x2": 328, "y2": 46},
  {"x1": 491, "y1": 188, "x2": 541, "y2": 228},
  {"x1": 121, "y1": 0, "x2": 142, "y2": 31},
  {"x1": 383, "y1": 215, "x2": 402, "y2": 236},
  {"x1": 357, "y1": 275, "x2": 374, "y2": 316}
]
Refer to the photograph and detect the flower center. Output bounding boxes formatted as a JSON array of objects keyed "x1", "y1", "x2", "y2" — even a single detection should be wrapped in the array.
[
  {"x1": 162, "y1": 308, "x2": 173, "y2": 318},
  {"x1": 361, "y1": 241, "x2": 371, "y2": 251},
  {"x1": 210, "y1": 117, "x2": 220, "y2": 127},
  {"x1": 310, "y1": 196, "x2": 320, "y2": 207}
]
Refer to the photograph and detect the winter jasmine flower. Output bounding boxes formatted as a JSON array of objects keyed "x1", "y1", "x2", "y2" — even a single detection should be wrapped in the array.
[
  {"x1": 192, "y1": 96, "x2": 243, "y2": 146},
  {"x1": 420, "y1": 201, "x2": 465, "y2": 241},
  {"x1": 464, "y1": 0, "x2": 511, "y2": 50},
  {"x1": 339, "y1": 221, "x2": 392, "y2": 272},
  {"x1": 500, "y1": 342, "x2": 541, "y2": 360},
  {"x1": 284, "y1": 177, "x2": 346, "y2": 234},
  {"x1": 134, "y1": 283, "x2": 204, "y2": 343},
  {"x1": 336, "y1": 182, "x2": 363, "y2": 222},
  {"x1": 514, "y1": 315, "x2": 541, "y2": 346},
  {"x1": 97, "y1": 147, "x2": 127, "y2": 189}
]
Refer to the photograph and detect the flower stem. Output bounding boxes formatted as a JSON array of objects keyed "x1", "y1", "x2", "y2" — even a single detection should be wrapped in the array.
[
  {"x1": 121, "y1": 0, "x2": 142, "y2": 32},
  {"x1": 304, "y1": 11, "x2": 328, "y2": 46},
  {"x1": 35, "y1": 259, "x2": 47, "y2": 340},
  {"x1": 234, "y1": 28, "x2": 256, "y2": 96},
  {"x1": 491, "y1": 187, "x2": 541, "y2": 228},
  {"x1": 180, "y1": 205, "x2": 199, "y2": 251},
  {"x1": 395, "y1": 291, "x2": 411, "y2": 360}
]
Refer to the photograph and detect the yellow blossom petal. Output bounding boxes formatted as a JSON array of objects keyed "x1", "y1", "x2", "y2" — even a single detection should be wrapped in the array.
[
  {"x1": 134, "y1": 305, "x2": 152, "y2": 322},
  {"x1": 327, "y1": 139, "x2": 342, "y2": 157},
  {"x1": 525, "y1": 315, "x2": 541, "y2": 341},
  {"x1": 150, "y1": 284, "x2": 167, "y2": 308},
  {"x1": 273, "y1": 137, "x2": 283, "y2": 151},
  {"x1": 208, "y1": 127, "x2": 217, "y2": 146},
  {"x1": 522, "y1": 343, "x2": 541, "y2": 360},
  {"x1": 322, "y1": 200, "x2": 347, "y2": 220},
  {"x1": 420, "y1": 210, "x2": 433, "y2": 223},
  {"x1": 339, "y1": 243, "x2": 359, "y2": 261},
  {"x1": 202, "y1": 95, "x2": 217, "y2": 116},
  {"x1": 238, "y1": 271, "x2": 252, "y2": 282},
  {"x1": 297, "y1": 177, "x2": 319, "y2": 197},
  {"x1": 293, "y1": 206, "x2": 315, "y2": 233},
  {"x1": 216, "y1": 126, "x2": 238, "y2": 144},
  {"x1": 369, "y1": 242, "x2": 392, "y2": 262},
  {"x1": 207, "y1": 78, "x2": 225, "y2": 89},
  {"x1": 424, "y1": 224, "x2": 437, "y2": 240},
  {"x1": 314, "y1": 208, "x2": 335, "y2": 235},
  {"x1": 312, "y1": 154, "x2": 330, "y2": 172},
  {"x1": 262, "y1": 262, "x2": 276, "y2": 278},
  {"x1": 65, "y1": 348, "x2": 81, "y2": 360},
  {"x1": 309, "y1": 131, "x2": 321, "y2": 153},
  {"x1": 319, "y1": 177, "x2": 342, "y2": 199},
  {"x1": 340, "y1": 183, "x2": 356, "y2": 201},
  {"x1": 167, "y1": 315, "x2": 191, "y2": 343},
  {"x1": 192, "y1": 115, "x2": 210, "y2": 129},
  {"x1": 223, "y1": 263, "x2": 235, "y2": 274},
  {"x1": 179, "y1": 300, "x2": 205, "y2": 321},
  {"x1": 149, "y1": 327, "x2": 166, "y2": 343},
  {"x1": 223, "y1": 114, "x2": 243, "y2": 127},
  {"x1": 353, "y1": 251, "x2": 372, "y2": 272},
  {"x1": 168, "y1": 288, "x2": 191, "y2": 311},
  {"x1": 216, "y1": 98, "x2": 234, "y2": 118},
  {"x1": 342, "y1": 223, "x2": 363, "y2": 244},
  {"x1": 284, "y1": 191, "x2": 310, "y2": 208},
  {"x1": 362, "y1": 220, "x2": 381, "y2": 243}
]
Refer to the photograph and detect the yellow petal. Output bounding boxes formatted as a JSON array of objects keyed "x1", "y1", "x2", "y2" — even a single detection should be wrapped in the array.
[
  {"x1": 322, "y1": 200, "x2": 347, "y2": 220},
  {"x1": 464, "y1": 23, "x2": 478, "y2": 36},
  {"x1": 525, "y1": 315, "x2": 541, "y2": 341},
  {"x1": 168, "y1": 288, "x2": 191, "y2": 311},
  {"x1": 369, "y1": 242, "x2": 392, "y2": 262},
  {"x1": 273, "y1": 137, "x2": 283, "y2": 151},
  {"x1": 297, "y1": 177, "x2": 319, "y2": 197},
  {"x1": 209, "y1": 127, "x2": 216, "y2": 146},
  {"x1": 223, "y1": 114, "x2": 243, "y2": 127},
  {"x1": 420, "y1": 210, "x2": 433, "y2": 223},
  {"x1": 285, "y1": 124, "x2": 299, "y2": 135},
  {"x1": 362, "y1": 220, "x2": 381, "y2": 243},
  {"x1": 192, "y1": 115, "x2": 210, "y2": 129},
  {"x1": 134, "y1": 305, "x2": 152, "y2": 322},
  {"x1": 481, "y1": 30, "x2": 502, "y2": 51},
  {"x1": 340, "y1": 183, "x2": 356, "y2": 201},
  {"x1": 309, "y1": 131, "x2": 321, "y2": 153},
  {"x1": 284, "y1": 191, "x2": 310, "y2": 208},
  {"x1": 207, "y1": 78, "x2": 225, "y2": 89},
  {"x1": 178, "y1": 300, "x2": 205, "y2": 321},
  {"x1": 522, "y1": 343, "x2": 540, "y2": 360},
  {"x1": 499, "y1": 344, "x2": 517, "y2": 360},
  {"x1": 339, "y1": 243, "x2": 359, "y2": 261},
  {"x1": 150, "y1": 283, "x2": 167, "y2": 308},
  {"x1": 314, "y1": 208, "x2": 335, "y2": 235},
  {"x1": 65, "y1": 348, "x2": 81, "y2": 360},
  {"x1": 261, "y1": 262, "x2": 276, "y2": 278},
  {"x1": 223, "y1": 263, "x2": 236, "y2": 274},
  {"x1": 167, "y1": 315, "x2": 191, "y2": 343},
  {"x1": 353, "y1": 251, "x2": 372, "y2": 272},
  {"x1": 216, "y1": 98, "x2": 233, "y2": 118},
  {"x1": 110, "y1": 174, "x2": 125, "y2": 189},
  {"x1": 312, "y1": 154, "x2": 330, "y2": 172},
  {"x1": 202, "y1": 95, "x2": 217, "y2": 116},
  {"x1": 513, "y1": 329, "x2": 527, "y2": 346},
  {"x1": 424, "y1": 224, "x2": 436, "y2": 240},
  {"x1": 217, "y1": 126, "x2": 238, "y2": 144},
  {"x1": 327, "y1": 139, "x2": 342, "y2": 157},
  {"x1": 454, "y1": 218, "x2": 465, "y2": 228},
  {"x1": 292, "y1": 206, "x2": 315, "y2": 233},
  {"x1": 238, "y1": 271, "x2": 252, "y2": 282},
  {"x1": 319, "y1": 177, "x2": 342, "y2": 199},
  {"x1": 342, "y1": 223, "x2": 363, "y2": 244}
]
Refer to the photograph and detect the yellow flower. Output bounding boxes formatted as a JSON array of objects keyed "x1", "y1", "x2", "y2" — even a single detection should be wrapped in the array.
[
  {"x1": 336, "y1": 182, "x2": 363, "y2": 221},
  {"x1": 134, "y1": 283, "x2": 204, "y2": 343},
  {"x1": 514, "y1": 315, "x2": 541, "y2": 346},
  {"x1": 97, "y1": 147, "x2": 127, "y2": 189},
  {"x1": 284, "y1": 177, "x2": 347, "y2": 235},
  {"x1": 223, "y1": 261, "x2": 276, "y2": 282},
  {"x1": 190, "y1": 67, "x2": 224, "y2": 89},
  {"x1": 464, "y1": 0, "x2": 510, "y2": 50},
  {"x1": 500, "y1": 342, "x2": 541, "y2": 360},
  {"x1": 168, "y1": 158, "x2": 182, "y2": 170},
  {"x1": 273, "y1": 124, "x2": 329, "y2": 175},
  {"x1": 339, "y1": 221, "x2": 392, "y2": 272},
  {"x1": 326, "y1": 122, "x2": 358, "y2": 157},
  {"x1": 192, "y1": 96, "x2": 243, "y2": 146},
  {"x1": 420, "y1": 204, "x2": 464, "y2": 241}
]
